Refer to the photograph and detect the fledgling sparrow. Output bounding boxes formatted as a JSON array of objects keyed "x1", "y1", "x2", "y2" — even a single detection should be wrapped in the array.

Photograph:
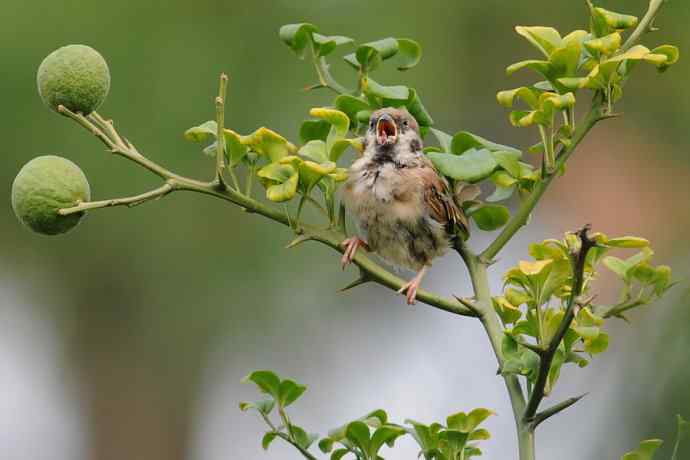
[{"x1": 341, "y1": 107, "x2": 468, "y2": 304}]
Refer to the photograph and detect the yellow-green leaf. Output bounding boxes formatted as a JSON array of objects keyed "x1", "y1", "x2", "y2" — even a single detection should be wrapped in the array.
[
  {"x1": 584, "y1": 32, "x2": 622, "y2": 56},
  {"x1": 519, "y1": 259, "x2": 553, "y2": 276},
  {"x1": 242, "y1": 127, "x2": 296, "y2": 163},
  {"x1": 515, "y1": 26, "x2": 563, "y2": 57}
]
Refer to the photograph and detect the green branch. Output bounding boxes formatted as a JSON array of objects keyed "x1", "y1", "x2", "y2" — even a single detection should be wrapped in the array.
[
  {"x1": 523, "y1": 225, "x2": 597, "y2": 422},
  {"x1": 480, "y1": 106, "x2": 604, "y2": 263},
  {"x1": 58, "y1": 182, "x2": 174, "y2": 215},
  {"x1": 215, "y1": 73, "x2": 230, "y2": 190},
  {"x1": 621, "y1": 0, "x2": 667, "y2": 52},
  {"x1": 311, "y1": 44, "x2": 348, "y2": 95},
  {"x1": 529, "y1": 393, "x2": 588, "y2": 429},
  {"x1": 58, "y1": 105, "x2": 477, "y2": 319}
]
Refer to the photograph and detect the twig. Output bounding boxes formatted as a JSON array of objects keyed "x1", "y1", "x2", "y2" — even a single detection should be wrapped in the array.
[
  {"x1": 311, "y1": 43, "x2": 348, "y2": 95},
  {"x1": 215, "y1": 73, "x2": 230, "y2": 190},
  {"x1": 600, "y1": 299, "x2": 645, "y2": 319},
  {"x1": 514, "y1": 336, "x2": 546, "y2": 357},
  {"x1": 274, "y1": 433, "x2": 319, "y2": 460},
  {"x1": 58, "y1": 182, "x2": 174, "y2": 215},
  {"x1": 523, "y1": 225, "x2": 597, "y2": 422},
  {"x1": 622, "y1": 0, "x2": 667, "y2": 52},
  {"x1": 528, "y1": 393, "x2": 588, "y2": 429}
]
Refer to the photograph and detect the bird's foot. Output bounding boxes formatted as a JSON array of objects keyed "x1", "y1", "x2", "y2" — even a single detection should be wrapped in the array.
[
  {"x1": 397, "y1": 281, "x2": 420, "y2": 305},
  {"x1": 340, "y1": 237, "x2": 369, "y2": 269},
  {"x1": 396, "y1": 266, "x2": 429, "y2": 305}
]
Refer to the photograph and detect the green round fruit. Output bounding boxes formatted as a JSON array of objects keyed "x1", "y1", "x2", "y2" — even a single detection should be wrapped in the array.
[
  {"x1": 12, "y1": 155, "x2": 91, "y2": 236},
  {"x1": 37, "y1": 44, "x2": 110, "y2": 114}
]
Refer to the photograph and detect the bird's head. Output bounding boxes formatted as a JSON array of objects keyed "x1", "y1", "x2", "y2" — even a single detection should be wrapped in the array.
[{"x1": 365, "y1": 107, "x2": 421, "y2": 156}]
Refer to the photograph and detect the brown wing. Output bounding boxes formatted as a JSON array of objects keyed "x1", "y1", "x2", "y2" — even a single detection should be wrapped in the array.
[{"x1": 416, "y1": 159, "x2": 469, "y2": 236}]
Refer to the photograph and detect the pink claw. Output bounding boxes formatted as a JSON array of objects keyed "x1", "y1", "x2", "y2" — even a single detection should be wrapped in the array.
[{"x1": 340, "y1": 237, "x2": 369, "y2": 269}]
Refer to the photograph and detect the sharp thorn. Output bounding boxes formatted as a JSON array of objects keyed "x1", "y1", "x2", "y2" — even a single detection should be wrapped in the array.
[
  {"x1": 285, "y1": 234, "x2": 312, "y2": 249},
  {"x1": 339, "y1": 273, "x2": 371, "y2": 293}
]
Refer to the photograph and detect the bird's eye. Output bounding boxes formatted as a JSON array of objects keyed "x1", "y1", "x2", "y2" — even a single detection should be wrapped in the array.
[
  {"x1": 369, "y1": 120, "x2": 375, "y2": 130},
  {"x1": 403, "y1": 120, "x2": 409, "y2": 127}
]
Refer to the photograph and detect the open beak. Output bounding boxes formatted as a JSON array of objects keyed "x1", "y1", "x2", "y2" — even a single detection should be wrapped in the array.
[{"x1": 376, "y1": 114, "x2": 398, "y2": 145}]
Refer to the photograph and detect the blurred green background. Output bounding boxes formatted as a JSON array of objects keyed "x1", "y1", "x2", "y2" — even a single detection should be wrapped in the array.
[{"x1": 0, "y1": 1, "x2": 688, "y2": 459}]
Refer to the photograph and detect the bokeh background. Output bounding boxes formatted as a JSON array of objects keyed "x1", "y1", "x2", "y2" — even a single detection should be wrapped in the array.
[{"x1": 1, "y1": 1, "x2": 688, "y2": 459}]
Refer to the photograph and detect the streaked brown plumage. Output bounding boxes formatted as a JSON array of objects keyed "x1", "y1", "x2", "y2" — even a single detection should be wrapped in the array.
[{"x1": 341, "y1": 107, "x2": 468, "y2": 304}]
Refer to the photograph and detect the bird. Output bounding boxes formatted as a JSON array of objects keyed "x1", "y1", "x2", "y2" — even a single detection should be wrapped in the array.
[{"x1": 341, "y1": 107, "x2": 468, "y2": 304}]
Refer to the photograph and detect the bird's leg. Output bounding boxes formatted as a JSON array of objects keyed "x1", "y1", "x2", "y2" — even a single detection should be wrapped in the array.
[
  {"x1": 340, "y1": 236, "x2": 369, "y2": 269},
  {"x1": 397, "y1": 265, "x2": 429, "y2": 305}
]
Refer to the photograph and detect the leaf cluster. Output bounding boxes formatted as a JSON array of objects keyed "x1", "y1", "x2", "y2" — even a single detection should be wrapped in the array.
[
  {"x1": 496, "y1": 232, "x2": 673, "y2": 397},
  {"x1": 241, "y1": 370, "x2": 494, "y2": 460}
]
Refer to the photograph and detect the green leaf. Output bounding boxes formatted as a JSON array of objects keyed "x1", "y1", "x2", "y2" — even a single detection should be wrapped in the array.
[
  {"x1": 319, "y1": 437, "x2": 335, "y2": 453},
  {"x1": 309, "y1": 108, "x2": 350, "y2": 138},
  {"x1": 497, "y1": 87, "x2": 541, "y2": 110},
  {"x1": 469, "y1": 204, "x2": 510, "y2": 231},
  {"x1": 351, "y1": 37, "x2": 399, "y2": 71},
  {"x1": 239, "y1": 398, "x2": 275, "y2": 415},
  {"x1": 630, "y1": 262, "x2": 657, "y2": 284},
  {"x1": 651, "y1": 45, "x2": 680, "y2": 72},
  {"x1": 329, "y1": 139, "x2": 360, "y2": 162},
  {"x1": 654, "y1": 265, "x2": 672, "y2": 296},
  {"x1": 486, "y1": 183, "x2": 516, "y2": 203},
  {"x1": 452, "y1": 131, "x2": 522, "y2": 156},
  {"x1": 593, "y1": 7, "x2": 638, "y2": 32},
  {"x1": 300, "y1": 119, "x2": 331, "y2": 144},
  {"x1": 550, "y1": 40, "x2": 582, "y2": 77},
  {"x1": 506, "y1": 60, "x2": 553, "y2": 79},
  {"x1": 557, "y1": 77, "x2": 587, "y2": 90},
  {"x1": 404, "y1": 88, "x2": 434, "y2": 127},
  {"x1": 493, "y1": 297, "x2": 522, "y2": 324},
  {"x1": 395, "y1": 38, "x2": 422, "y2": 70},
  {"x1": 362, "y1": 77, "x2": 410, "y2": 101},
  {"x1": 242, "y1": 370, "x2": 281, "y2": 398},
  {"x1": 334, "y1": 95, "x2": 371, "y2": 127},
  {"x1": 309, "y1": 107, "x2": 351, "y2": 155},
  {"x1": 280, "y1": 156, "x2": 336, "y2": 195},
  {"x1": 427, "y1": 148, "x2": 498, "y2": 182},
  {"x1": 242, "y1": 127, "x2": 295, "y2": 163},
  {"x1": 493, "y1": 151, "x2": 522, "y2": 177},
  {"x1": 184, "y1": 120, "x2": 217, "y2": 142},
  {"x1": 279, "y1": 23, "x2": 318, "y2": 58},
  {"x1": 345, "y1": 421, "x2": 371, "y2": 453},
  {"x1": 299, "y1": 140, "x2": 330, "y2": 163},
  {"x1": 313, "y1": 33, "x2": 354, "y2": 57},
  {"x1": 584, "y1": 32, "x2": 622, "y2": 56},
  {"x1": 603, "y1": 256, "x2": 629, "y2": 279},
  {"x1": 465, "y1": 408, "x2": 495, "y2": 432},
  {"x1": 289, "y1": 424, "x2": 318, "y2": 450},
  {"x1": 519, "y1": 259, "x2": 553, "y2": 276},
  {"x1": 363, "y1": 409, "x2": 388, "y2": 427},
  {"x1": 257, "y1": 163, "x2": 299, "y2": 202},
  {"x1": 540, "y1": 92, "x2": 576, "y2": 114},
  {"x1": 223, "y1": 129, "x2": 249, "y2": 167},
  {"x1": 370, "y1": 425, "x2": 407, "y2": 455},
  {"x1": 584, "y1": 331, "x2": 609, "y2": 355},
  {"x1": 621, "y1": 439, "x2": 664, "y2": 460},
  {"x1": 330, "y1": 449, "x2": 350, "y2": 460},
  {"x1": 509, "y1": 110, "x2": 549, "y2": 128},
  {"x1": 469, "y1": 428, "x2": 491, "y2": 441},
  {"x1": 262, "y1": 432, "x2": 277, "y2": 450},
  {"x1": 278, "y1": 379, "x2": 307, "y2": 407},
  {"x1": 429, "y1": 128, "x2": 453, "y2": 152},
  {"x1": 515, "y1": 26, "x2": 563, "y2": 57}
]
